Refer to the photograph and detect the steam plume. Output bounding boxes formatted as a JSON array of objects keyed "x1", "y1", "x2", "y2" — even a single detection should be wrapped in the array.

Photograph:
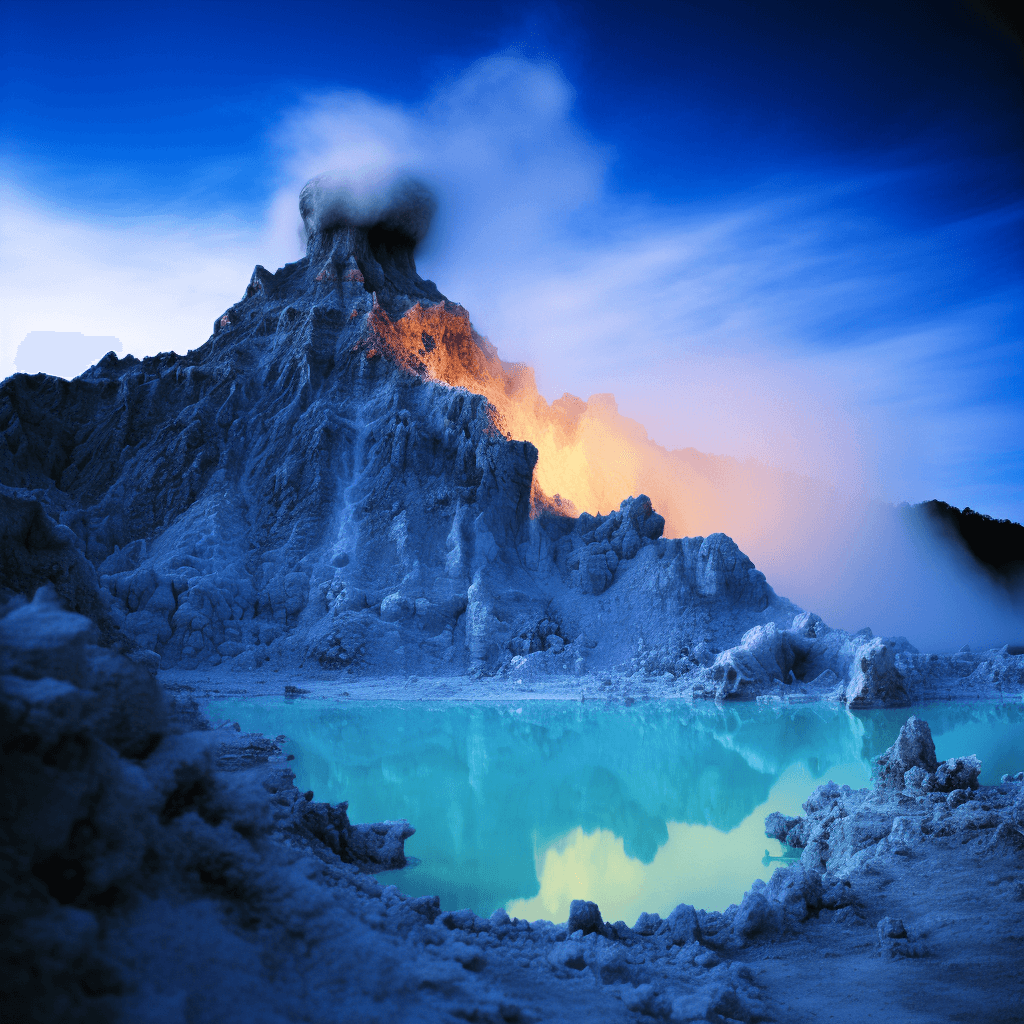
[{"x1": 372, "y1": 300, "x2": 1024, "y2": 653}]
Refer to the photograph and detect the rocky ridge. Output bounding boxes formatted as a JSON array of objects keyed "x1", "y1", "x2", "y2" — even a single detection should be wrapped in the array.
[
  {"x1": 0, "y1": 178, "x2": 790, "y2": 684},
  {"x1": 2, "y1": 177, "x2": 1020, "y2": 704}
]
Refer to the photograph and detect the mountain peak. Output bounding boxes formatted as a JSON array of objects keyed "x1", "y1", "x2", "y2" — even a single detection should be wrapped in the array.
[{"x1": 299, "y1": 174, "x2": 443, "y2": 311}]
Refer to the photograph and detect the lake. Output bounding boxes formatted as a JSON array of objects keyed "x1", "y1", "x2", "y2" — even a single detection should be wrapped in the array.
[{"x1": 205, "y1": 697, "x2": 1024, "y2": 925}]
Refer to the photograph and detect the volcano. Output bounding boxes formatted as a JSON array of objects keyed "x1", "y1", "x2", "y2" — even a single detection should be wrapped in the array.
[
  {"x1": 1, "y1": 178, "x2": 1020, "y2": 704},
  {"x1": 3, "y1": 178, "x2": 1024, "y2": 1024}
]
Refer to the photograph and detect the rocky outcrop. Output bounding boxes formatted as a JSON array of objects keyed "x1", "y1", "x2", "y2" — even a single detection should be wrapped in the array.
[
  {"x1": 0, "y1": 588, "x2": 777, "y2": 1023},
  {"x1": 0, "y1": 180, "x2": 798, "y2": 679},
  {"x1": 0, "y1": 590, "x2": 425, "y2": 1023},
  {"x1": 4, "y1": 592, "x2": 1023, "y2": 1021},
  {"x1": 693, "y1": 611, "x2": 915, "y2": 705},
  {"x1": 2, "y1": 178, "x2": 1020, "y2": 701},
  {"x1": 873, "y1": 715, "x2": 938, "y2": 786},
  {"x1": 678, "y1": 715, "x2": 1024, "y2": 968},
  {"x1": 683, "y1": 608, "x2": 1024, "y2": 704},
  {"x1": 761, "y1": 716, "x2": 1024, "y2": 880},
  {"x1": 0, "y1": 492, "x2": 123, "y2": 648}
]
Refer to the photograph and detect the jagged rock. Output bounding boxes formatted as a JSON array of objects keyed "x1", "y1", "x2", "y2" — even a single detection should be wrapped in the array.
[
  {"x1": 934, "y1": 755, "x2": 982, "y2": 793},
  {"x1": 733, "y1": 890, "x2": 775, "y2": 938},
  {"x1": 764, "y1": 864, "x2": 822, "y2": 923},
  {"x1": 692, "y1": 611, "x2": 931, "y2": 703},
  {"x1": 666, "y1": 902, "x2": 701, "y2": 945},
  {"x1": 633, "y1": 911, "x2": 662, "y2": 935},
  {"x1": 707, "y1": 621, "x2": 796, "y2": 696},
  {"x1": 764, "y1": 812, "x2": 806, "y2": 848},
  {"x1": 0, "y1": 491, "x2": 122, "y2": 646},
  {"x1": 945, "y1": 788, "x2": 973, "y2": 809},
  {"x1": 2, "y1": 180, "x2": 1016, "y2": 702},
  {"x1": 0, "y1": 592, "x2": 430, "y2": 1022},
  {"x1": 802, "y1": 780, "x2": 844, "y2": 815},
  {"x1": 0, "y1": 585, "x2": 165, "y2": 757},
  {"x1": 875, "y1": 716, "x2": 937, "y2": 788},
  {"x1": 0, "y1": 182, "x2": 808, "y2": 680},
  {"x1": 567, "y1": 899, "x2": 603, "y2": 936},
  {"x1": 595, "y1": 945, "x2": 634, "y2": 985},
  {"x1": 290, "y1": 798, "x2": 415, "y2": 870},
  {"x1": 845, "y1": 637, "x2": 908, "y2": 707}
]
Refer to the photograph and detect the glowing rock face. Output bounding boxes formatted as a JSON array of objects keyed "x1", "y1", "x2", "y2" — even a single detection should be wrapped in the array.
[{"x1": 1, "y1": 179, "x2": 802, "y2": 678}]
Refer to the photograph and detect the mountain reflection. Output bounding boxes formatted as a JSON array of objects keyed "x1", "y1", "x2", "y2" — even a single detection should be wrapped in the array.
[{"x1": 207, "y1": 698, "x2": 1024, "y2": 918}]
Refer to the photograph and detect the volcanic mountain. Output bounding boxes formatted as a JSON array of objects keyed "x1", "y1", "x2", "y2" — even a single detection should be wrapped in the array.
[{"x1": 1, "y1": 177, "x2": 1019, "y2": 702}]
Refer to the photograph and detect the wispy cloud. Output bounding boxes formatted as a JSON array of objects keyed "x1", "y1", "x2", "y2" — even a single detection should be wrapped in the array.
[
  {"x1": 1, "y1": 52, "x2": 1020, "y2": 521},
  {"x1": 0, "y1": 177, "x2": 258, "y2": 374}
]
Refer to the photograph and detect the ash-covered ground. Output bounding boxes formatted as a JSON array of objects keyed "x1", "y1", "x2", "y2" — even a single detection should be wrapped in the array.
[{"x1": 3, "y1": 179, "x2": 1024, "y2": 1022}]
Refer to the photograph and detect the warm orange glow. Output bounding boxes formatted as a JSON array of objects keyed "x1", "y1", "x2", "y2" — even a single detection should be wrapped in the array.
[
  {"x1": 356, "y1": 298, "x2": 1024, "y2": 648},
  {"x1": 368, "y1": 299, "x2": 852, "y2": 566}
]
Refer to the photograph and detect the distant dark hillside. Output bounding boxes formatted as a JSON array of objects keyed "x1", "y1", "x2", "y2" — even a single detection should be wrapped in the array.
[{"x1": 917, "y1": 500, "x2": 1024, "y2": 584}]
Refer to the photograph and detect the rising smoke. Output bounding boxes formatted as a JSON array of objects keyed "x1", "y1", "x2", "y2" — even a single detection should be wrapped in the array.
[{"x1": 369, "y1": 291, "x2": 1023, "y2": 652}]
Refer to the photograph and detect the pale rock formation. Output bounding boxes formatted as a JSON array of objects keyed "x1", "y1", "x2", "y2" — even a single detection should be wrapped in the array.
[
  {"x1": 2, "y1": 179, "x2": 1022, "y2": 704},
  {"x1": 0, "y1": 181, "x2": 797, "y2": 682}
]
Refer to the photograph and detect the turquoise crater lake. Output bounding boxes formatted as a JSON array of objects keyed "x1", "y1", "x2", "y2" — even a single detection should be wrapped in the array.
[{"x1": 205, "y1": 698, "x2": 1024, "y2": 924}]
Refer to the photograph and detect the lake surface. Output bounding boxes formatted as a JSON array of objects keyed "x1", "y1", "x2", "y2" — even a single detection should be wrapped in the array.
[{"x1": 206, "y1": 697, "x2": 1024, "y2": 925}]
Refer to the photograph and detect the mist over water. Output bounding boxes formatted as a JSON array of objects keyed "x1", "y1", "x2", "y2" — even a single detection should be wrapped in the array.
[{"x1": 763, "y1": 499, "x2": 1024, "y2": 654}]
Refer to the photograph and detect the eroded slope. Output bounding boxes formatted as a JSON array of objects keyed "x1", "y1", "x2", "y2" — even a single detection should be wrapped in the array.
[{"x1": 0, "y1": 181, "x2": 794, "y2": 679}]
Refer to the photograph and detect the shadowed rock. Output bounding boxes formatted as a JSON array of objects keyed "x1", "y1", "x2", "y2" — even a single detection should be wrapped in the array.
[
  {"x1": 2, "y1": 180, "x2": 1022, "y2": 705},
  {"x1": 0, "y1": 181, "x2": 802, "y2": 682}
]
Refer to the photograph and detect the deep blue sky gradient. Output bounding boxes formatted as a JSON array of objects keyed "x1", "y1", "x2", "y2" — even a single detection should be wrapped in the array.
[
  {"x1": 3, "y1": 1, "x2": 1019, "y2": 219},
  {"x1": 1, "y1": 0, "x2": 1021, "y2": 514}
]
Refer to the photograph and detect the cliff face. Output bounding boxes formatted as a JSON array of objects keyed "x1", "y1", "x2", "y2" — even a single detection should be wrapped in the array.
[{"x1": 0, "y1": 178, "x2": 794, "y2": 675}]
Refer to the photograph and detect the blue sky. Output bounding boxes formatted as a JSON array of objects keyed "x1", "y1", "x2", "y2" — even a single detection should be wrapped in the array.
[{"x1": 1, "y1": 0, "x2": 1021, "y2": 517}]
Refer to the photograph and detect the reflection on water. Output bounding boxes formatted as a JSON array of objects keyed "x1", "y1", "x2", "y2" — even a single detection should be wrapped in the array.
[{"x1": 206, "y1": 697, "x2": 1024, "y2": 921}]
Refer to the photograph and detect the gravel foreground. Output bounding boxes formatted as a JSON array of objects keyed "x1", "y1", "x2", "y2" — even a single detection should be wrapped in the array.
[{"x1": 3, "y1": 594, "x2": 1024, "y2": 1024}]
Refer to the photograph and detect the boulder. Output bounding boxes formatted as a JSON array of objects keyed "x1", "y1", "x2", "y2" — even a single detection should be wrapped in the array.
[
  {"x1": 875, "y1": 716, "x2": 938, "y2": 788},
  {"x1": 567, "y1": 899, "x2": 603, "y2": 936},
  {"x1": 666, "y1": 903, "x2": 701, "y2": 945},
  {"x1": 765, "y1": 812, "x2": 806, "y2": 847},
  {"x1": 845, "y1": 637, "x2": 908, "y2": 707},
  {"x1": 633, "y1": 911, "x2": 662, "y2": 935},
  {"x1": 934, "y1": 755, "x2": 982, "y2": 793}
]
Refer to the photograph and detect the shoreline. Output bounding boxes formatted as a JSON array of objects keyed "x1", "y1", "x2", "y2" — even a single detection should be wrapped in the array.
[
  {"x1": 5, "y1": 596, "x2": 1023, "y2": 1023},
  {"x1": 187, "y1": 678, "x2": 1024, "y2": 1022},
  {"x1": 162, "y1": 666, "x2": 1024, "y2": 707}
]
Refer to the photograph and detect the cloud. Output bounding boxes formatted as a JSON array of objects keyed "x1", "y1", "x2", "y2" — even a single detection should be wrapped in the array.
[
  {"x1": 0, "y1": 176, "x2": 260, "y2": 379},
  {"x1": 263, "y1": 54, "x2": 607, "y2": 280}
]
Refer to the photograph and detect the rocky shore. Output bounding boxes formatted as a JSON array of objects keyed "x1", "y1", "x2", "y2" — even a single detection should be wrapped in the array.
[{"x1": 3, "y1": 593, "x2": 1022, "y2": 1023}]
